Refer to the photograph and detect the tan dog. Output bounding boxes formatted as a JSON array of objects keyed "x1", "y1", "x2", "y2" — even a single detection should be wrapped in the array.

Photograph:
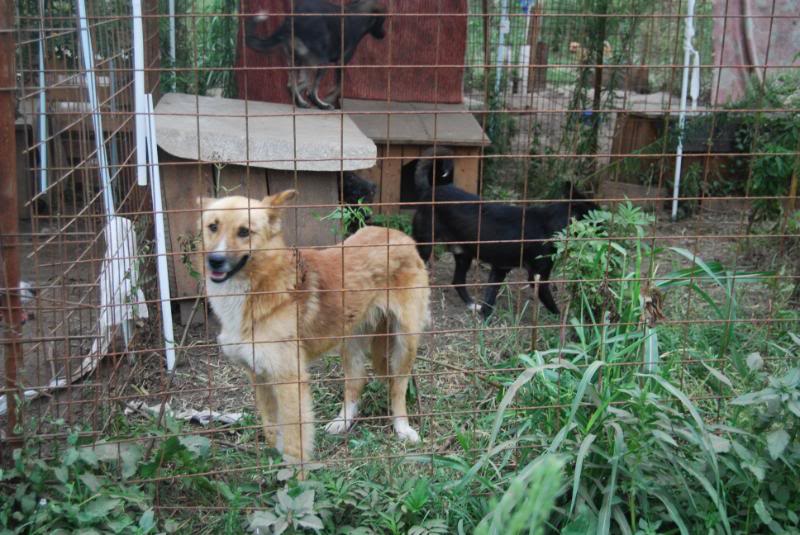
[{"x1": 198, "y1": 191, "x2": 430, "y2": 465}]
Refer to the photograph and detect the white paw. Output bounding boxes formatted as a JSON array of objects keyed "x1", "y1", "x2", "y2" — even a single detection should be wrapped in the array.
[
  {"x1": 394, "y1": 421, "x2": 420, "y2": 443},
  {"x1": 254, "y1": 11, "x2": 269, "y2": 22},
  {"x1": 467, "y1": 302, "x2": 482, "y2": 313},
  {"x1": 324, "y1": 417, "x2": 353, "y2": 435}
]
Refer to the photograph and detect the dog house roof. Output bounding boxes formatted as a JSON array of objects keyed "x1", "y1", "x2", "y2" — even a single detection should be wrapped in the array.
[
  {"x1": 342, "y1": 99, "x2": 490, "y2": 147},
  {"x1": 154, "y1": 92, "x2": 377, "y2": 172}
]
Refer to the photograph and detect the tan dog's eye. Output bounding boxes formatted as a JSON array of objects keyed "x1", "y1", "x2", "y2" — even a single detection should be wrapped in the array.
[
  {"x1": 208, "y1": 223, "x2": 218, "y2": 233},
  {"x1": 237, "y1": 227, "x2": 251, "y2": 238}
]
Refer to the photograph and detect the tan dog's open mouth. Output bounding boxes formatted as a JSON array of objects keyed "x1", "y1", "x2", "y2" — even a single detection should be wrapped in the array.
[{"x1": 207, "y1": 253, "x2": 250, "y2": 283}]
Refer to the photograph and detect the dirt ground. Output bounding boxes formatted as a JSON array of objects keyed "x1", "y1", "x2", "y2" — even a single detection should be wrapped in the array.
[{"x1": 2, "y1": 183, "x2": 790, "y2": 450}]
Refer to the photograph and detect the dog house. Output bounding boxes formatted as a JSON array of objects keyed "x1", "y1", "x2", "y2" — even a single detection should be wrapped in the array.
[
  {"x1": 236, "y1": 0, "x2": 488, "y2": 211},
  {"x1": 154, "y1": 92, "x2": 376, "y2": 320}
]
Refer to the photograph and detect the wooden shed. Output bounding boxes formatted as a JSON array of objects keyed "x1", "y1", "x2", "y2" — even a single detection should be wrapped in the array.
[
  {"x1": 342, "y1": 99, "x2": 489, "y2": 213},
  {"x1": 235, "y1": 0, "x2": 488, "y2": 208},
  {"x1": 154, "y1": 92, "x2": 377, "y2": 320}
]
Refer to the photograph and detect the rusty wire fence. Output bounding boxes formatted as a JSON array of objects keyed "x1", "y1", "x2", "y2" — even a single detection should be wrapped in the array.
[{"x1": 2, "y1": 0, "x2": 799, "y2": 531}]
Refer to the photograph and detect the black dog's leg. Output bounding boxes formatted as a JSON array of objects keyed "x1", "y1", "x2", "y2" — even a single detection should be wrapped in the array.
[
  {"x1": 480, "y1": 266, "x2": 511, "y2": 319},
  {"x1": 452, "y1": 254, "x2": 477, "y2": 309},
  {"x1": 310, "y1": 68, "x2": 335, "y2": 110},
  {"x1": 323, "y1": 67, "x2": 343, "y2": 109},
  {"x1": 288, "y1": 69, "x2": 312, "y2": 108},
  {"x1": 412, "y1": 210, "x2": 433, "y2": 262},
  {"x1": 529, "y1": 260, "x2": 559, "y2": 315}
]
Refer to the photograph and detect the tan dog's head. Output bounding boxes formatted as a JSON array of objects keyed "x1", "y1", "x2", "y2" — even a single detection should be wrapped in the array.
[{"x1": 197, "y1": 190, "x2": 296, "y2": 284}]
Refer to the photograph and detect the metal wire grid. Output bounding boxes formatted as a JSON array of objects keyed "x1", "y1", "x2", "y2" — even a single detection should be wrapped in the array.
[{"x1": 1, "y1": 0, "x2": 798, "y2": 517}]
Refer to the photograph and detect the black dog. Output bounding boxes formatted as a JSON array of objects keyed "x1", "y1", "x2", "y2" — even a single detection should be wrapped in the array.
[
  {"x1": 412, "y1": 147, "x2": 598, "y2": 318},
  {"x1": 245, "y1": 0, "x2": 386, "y2": 110},
  {"x1": 340, "y1": 172, "x2": 377, "y2": 235}
]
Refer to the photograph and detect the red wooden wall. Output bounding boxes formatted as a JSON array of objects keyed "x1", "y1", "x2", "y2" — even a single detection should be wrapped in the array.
[{"x1": 235, "y1": 0, "x2": 467, "y2": 104}]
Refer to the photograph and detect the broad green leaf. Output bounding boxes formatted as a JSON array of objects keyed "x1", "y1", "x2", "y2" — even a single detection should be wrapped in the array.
[
  {"x1": 746, "y1": 352, "x2": 764, "y2": 371},
  {"x1": 178, "y1": 435, "x2": 211, "y2": 458},
  {"x1": 276, "y1": 489, "x2": 294, "y2": 511},
  {"x1": 79, "y1": 473, "x2": 101, "y2": 492},
  {"x1": 120, "y1": 445, "x2": 143, "y2": 479},
  {"x1": 248, "y1": 511, "x2": 279, "y2": 531},
  {"x1": 85, "y1": 497, "x2": 121, "y2": 520},
  {"x1": 643, "y1": 327, "x2": 659, "y2": 373},
  {"x1": 53, "y1": 465, "x2": 68, "y2": 484},
  {"x1": 277, "y1": 468, "x2": 294, "y2": 481},
  {"x1": 79, "y1": 448, "x2": 99, "y2": 468},
  {"x1": 296, "y1": 514, "x2": 324, "y2": 531},
  {"x1": 766, "y1": 429, "x2": 790, "y2": 460},
  {"x1": 787, "y1": 400, "x2": 800, "y2": 418},
  {"x1": 138, "y1": 509, "x2": 156, "y2": 533},
  {"x1": 63, "y1": 448, "x2": 79, "y2": 467},
  {"x1": 753, "y1": 498, "x2": 774, "y2": 527},
  {"x1": 294, "y1": 490, "x2": 315, "y2": 514},
  {"x1": 106, "y1": 516, "x2": 133, "y2": 534}
]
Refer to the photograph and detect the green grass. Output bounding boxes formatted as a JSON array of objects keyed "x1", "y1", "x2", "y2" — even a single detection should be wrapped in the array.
[{"x1": 4, "y1": 206, "x2": 800, "y2": 533}]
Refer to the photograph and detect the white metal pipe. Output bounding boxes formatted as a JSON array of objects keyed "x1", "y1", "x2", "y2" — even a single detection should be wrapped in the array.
[
  {"x1": 132, "y1": 0, "x2": 147, "y2": 186},
  {"x1": 37, "y1": 1, "x2": 47, "y2": 194},
  {"x1": 671, "y1": 0, "x2": 696, "y2": 221},
  {"x1": 146, "y1": 93, "x2": 177, "y2": 371},
  {"x1": 169, "y1": 0, "x2": 177, "y2": 91},
  {"x1": 76, "y1": 0, "x2": 115, "y2": 216},
  {"x1": 494, "y1": 0, "x2": 510, "y2": 94}
]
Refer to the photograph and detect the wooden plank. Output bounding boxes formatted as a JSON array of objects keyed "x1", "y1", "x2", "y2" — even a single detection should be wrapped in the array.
[
  {"x1": 452, "y1": 146, "x2": 481, "y2": 194},
  {"x1": 216, "y1": 164, "x2": 269, "y2": 200},
  {"x1": 267, "y1": 170, "x2": 339, "y2": 247},
  {"x1": 401, "y1": 145, "x2": 421, "y2": 167},
  {"x1": 343, "y1": 99, "x2": 490, "y2": 147},
  {"x1": 380, "y1": 145, "x2": 403, "y2": 215},
  {"x1": 159, "y1": 152, "x2": 213, "y2": 302}
]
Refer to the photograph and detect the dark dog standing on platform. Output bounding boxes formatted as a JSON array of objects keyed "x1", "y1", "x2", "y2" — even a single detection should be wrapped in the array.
[
  {"x1": 412, "y1": 147, "x2": 598, "y2": 318},
  {"x1": 245, "y1": 0, "x2": 387, "y2": 110}
]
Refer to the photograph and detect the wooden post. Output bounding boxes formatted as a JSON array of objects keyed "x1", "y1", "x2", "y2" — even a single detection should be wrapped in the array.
[
  {"x1": 527, "y1": 3, "x2": 544, "y2": 92},
  {"x1": 1, "y1": 0, "x2": 24, "y2": 452}
]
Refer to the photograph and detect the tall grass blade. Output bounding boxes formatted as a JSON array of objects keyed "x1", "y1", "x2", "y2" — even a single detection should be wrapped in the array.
[
  {"x1": 598, "y1": 423, "x2": 624, "y2": 535},
  {"x1": 677, "y1": 459, "x2": 732, "y2": 535},
  {"x1": 652, "y1": 491, "x2": 691, "y2": 535},
  {"x1": 566, "y1": 361, "x2": 605, "y2": 427},
  {"x1": 643, "y1": 326, "x2": 659, "y2": 373},
  {"x1": 668, "y1": 247, "x2": 723, "y2": 287},
  {"x1": 455, "y1": 363, "x2": 574, "y2": 489},
  {"x1": 474, "y1": 455, "x2": 564, "y2": 535},
  {"x1": 643, "y1": 374, "x2": 720, "y2": 477},
  {"x1": 569, "y1": 433, "x2": 596, "y2": 516}
]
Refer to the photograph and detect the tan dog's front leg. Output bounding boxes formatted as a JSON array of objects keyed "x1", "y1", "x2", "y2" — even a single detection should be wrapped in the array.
[
  {"x1": 252, "y1": 372, "x2": 278, "y2": 447},
  {"x1": 274, "y1": 372, "x2": 315, "y2": 465}
]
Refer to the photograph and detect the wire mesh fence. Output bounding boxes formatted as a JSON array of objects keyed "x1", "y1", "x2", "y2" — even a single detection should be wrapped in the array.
[{"x1": 2, "y1": 0, "x2": 799, "y2": 532}]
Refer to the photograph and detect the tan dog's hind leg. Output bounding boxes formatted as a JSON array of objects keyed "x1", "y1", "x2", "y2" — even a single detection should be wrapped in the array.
[
  {"x1": 388, "y1": 332, "x2": 420, "y2": 443},
  {"x1": 325, "y1": 338, "x2": 369, "y2": 435},
  {"x1": 273, "y1": 372, "x2": 315, "y2": 465}
]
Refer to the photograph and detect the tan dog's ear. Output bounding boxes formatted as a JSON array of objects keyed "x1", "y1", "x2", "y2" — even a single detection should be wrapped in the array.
[{"x1": 263, "y1": 189, "x2": 297, "y2": 207}]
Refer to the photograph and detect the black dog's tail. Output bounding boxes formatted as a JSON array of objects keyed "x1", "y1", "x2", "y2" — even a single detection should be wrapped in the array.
[
  {"x1": 245, "y1": 13, "x2": 286, "y2": 53},
  {"x1": 414, "y1": 146, "x2": 455, "y2": 196}
]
